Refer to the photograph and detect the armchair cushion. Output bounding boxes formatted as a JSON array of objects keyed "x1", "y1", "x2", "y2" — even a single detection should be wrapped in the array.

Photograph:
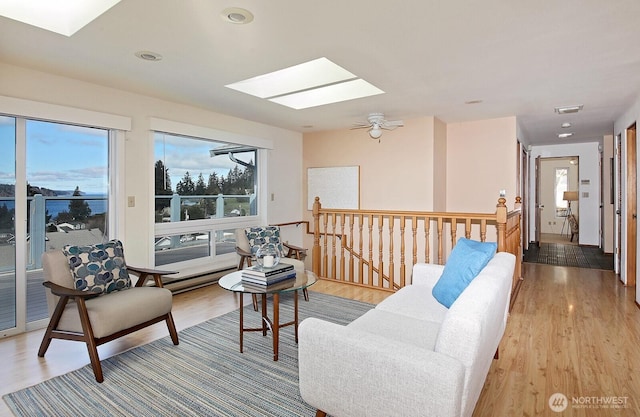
[
  {"x1": 62, "y1": 239, "x2": 131, "y2": 295},
  {"x1": 432, "y1": 238, "x2": 497, "y2": 308}
]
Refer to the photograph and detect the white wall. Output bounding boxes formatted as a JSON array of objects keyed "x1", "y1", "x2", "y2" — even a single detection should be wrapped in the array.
[
  {"x1": 0, "y1": 62, "x2": 304, "y2": 269},
  {"x1": 613, "y1": 94, "x2": 640, "y2": 287},
  {"x1": 529, "y1": 143, "x2": 601, "y2": 246},
  {"x1": 446, "y1": 117, "x2": 518, "y2": 212}
]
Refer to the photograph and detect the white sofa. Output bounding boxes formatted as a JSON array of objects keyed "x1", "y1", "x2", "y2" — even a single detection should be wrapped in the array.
[{"x1": 298, "y1": 252, "x2": 516, "y2": 417}]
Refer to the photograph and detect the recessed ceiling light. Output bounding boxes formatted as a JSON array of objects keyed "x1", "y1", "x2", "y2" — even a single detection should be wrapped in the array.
[
  {"x1": 221, "y1": 7, "x2": 253, "y2": 24},
  {"x1": 561, "y1": 122, "x2": 572, "y2": 128},
  {"x1": 554, "y1": 105, "x2": 583, "y2": 114},
  {"x1": 0, "y1": 0, "x2": 121, "y2": 36},
  {"x1": 558, "y1": 132, "x2": 574, "y2": 138},
  {"x1": 135, "y1": 51, "x2": 162, "y2": 61}
]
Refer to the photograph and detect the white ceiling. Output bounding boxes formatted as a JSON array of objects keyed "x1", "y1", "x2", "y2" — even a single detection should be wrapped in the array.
[{"x1": 1, "y1": 0, "x2": 640, "y2": 146}]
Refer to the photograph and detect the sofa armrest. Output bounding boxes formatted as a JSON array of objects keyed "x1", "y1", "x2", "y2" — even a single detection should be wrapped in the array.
[
  {"x1": 299, "y1": 318, "x2": 465, "y2": 417},
  {"x1": 411, "y1": 263, "x2": 445, "y2": 288}
]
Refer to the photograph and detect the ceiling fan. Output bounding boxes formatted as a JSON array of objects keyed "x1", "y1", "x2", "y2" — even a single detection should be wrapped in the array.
[{"x1": 352, "y1": 113, "x2": 404, "y2": 141}]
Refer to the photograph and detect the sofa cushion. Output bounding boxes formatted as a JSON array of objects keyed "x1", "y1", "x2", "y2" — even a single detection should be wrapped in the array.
[
  {"x1": 349, "y1": 309, "x2": 441, "y2": 350},
  {"x1": 63, "y1": 240, "x2": 131, "y2": 295},
  {"x1": 432, "y1": 238, "x2": 497, "y2": 308},
  {"x1": 376, "y1": 284, "x2": 449, "y2": 323}
]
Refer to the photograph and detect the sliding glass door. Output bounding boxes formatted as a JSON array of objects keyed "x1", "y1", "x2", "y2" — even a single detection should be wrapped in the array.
[
  {"x1": 0, "y1": 116, "x2": 17, "y2": 334},
  {"x1": 0, "y1": 116, "x2": 110, "y2": 337}
]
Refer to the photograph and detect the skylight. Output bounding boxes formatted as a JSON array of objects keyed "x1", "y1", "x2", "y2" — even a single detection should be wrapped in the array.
[
  {"x1": 225, "y1": 57, "x2": 384, "y2": 109},
  {"x1": 0, "y1": 0, "x2": 121, "y2": 36}
]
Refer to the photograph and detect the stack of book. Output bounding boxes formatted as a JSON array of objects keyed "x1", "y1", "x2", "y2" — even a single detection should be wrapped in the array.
[{"x1": 241, "y1": 262, "x2": 296, "y2": 291}]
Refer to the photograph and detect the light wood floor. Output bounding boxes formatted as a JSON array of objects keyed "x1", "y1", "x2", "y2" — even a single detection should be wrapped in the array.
[{"x1": 1, "y1": 264, "x2": 638, "y2": 416}]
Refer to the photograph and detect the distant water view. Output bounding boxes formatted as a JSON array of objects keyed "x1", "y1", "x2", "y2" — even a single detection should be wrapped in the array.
[{"x1": 0, "y1": 195, "x2": 107, "y2": 220}]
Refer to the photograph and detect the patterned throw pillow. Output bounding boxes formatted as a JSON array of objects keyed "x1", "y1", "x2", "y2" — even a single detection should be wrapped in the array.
[
  {"x1": 63, "y1": 240, "x2": 131, "y2": 295},
  {"x1": 244, "y1": 226, "x2": 285, "y2": 255}
]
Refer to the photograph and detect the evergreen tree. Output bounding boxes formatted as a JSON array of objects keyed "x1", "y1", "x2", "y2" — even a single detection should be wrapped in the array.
[
  {"x1": 154, "y1": 160, "x2": 173, "y2": 211},
  {"x1": 176, "y1": 171, "x2": 195, "y2": 196},
  {"x1": 195, "y1": 173, "x2": 206, "y2": 195},
  {"x1": 206, "y1": 172, "x2": 220, "y2": 195},
  {"x1": 68, "y1": 186, "x2": 91, "y2": 221}
]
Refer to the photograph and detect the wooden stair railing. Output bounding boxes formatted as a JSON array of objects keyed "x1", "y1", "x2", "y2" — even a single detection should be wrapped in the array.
[{"x1": 308, "y1": 197, "x2": 523, "y2": 304}]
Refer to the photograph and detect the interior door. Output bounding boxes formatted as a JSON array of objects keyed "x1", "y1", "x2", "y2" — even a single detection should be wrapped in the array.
[
  {"x1": 626, "y1": 123, "x2": 637, "y2": 286},
  {"x1": 534, "y1": 156, "x2": 542, "y2": 246},
  {"x1": 522, "y1": 146, "x2": 529, "y2": 249}
]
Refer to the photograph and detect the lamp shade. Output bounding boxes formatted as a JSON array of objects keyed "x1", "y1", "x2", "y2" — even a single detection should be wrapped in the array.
[{"x1": 563, "y1": 191, "x2": 578, "y2": 201}]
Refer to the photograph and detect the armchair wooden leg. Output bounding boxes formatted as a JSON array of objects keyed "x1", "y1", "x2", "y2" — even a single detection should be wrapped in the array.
[
  {"x1": 252, "y1": 294, "x2": 259, "y2": 311},
  {"x1": 165, "y1": 313, "x2": 179, "y2": 345},
  {"x1": 303, "y1": 288, "x2": 310, "y2": 302},
  {"x1": 316, "y1": 410, "x2": 327, "y2": 417},
  {"x1": 38, "y1": 296, "x2": 68, "y2": 357}
]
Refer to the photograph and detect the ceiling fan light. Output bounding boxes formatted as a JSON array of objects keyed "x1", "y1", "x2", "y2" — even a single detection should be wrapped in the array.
[{"x1": 369, "y1": 127, "x2": 382, "y2": 139}]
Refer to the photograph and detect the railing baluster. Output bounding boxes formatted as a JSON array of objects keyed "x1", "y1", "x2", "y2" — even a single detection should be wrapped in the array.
[
  {"x1": 340, "y1": 214, "x2": 346, "y2": 282},
  {"x1": 400, "y1": 216, "x2": 406, "y2": 288},
  {"x1": 358, "y1": 214, "x2": 364, "y2": 285},
  {"x1": 378, "y1": 214, "x2": 384, "y2": 288},
  {"x1": 331, "y1": 213, "x2": 337, "y2": 279},
  {"x1": 322, "y1": 212, "x2": 328, "y2": 276},
  {"x1": 451, "y1": 218, "x2": 457, "y2": 249},
  {"x1": 437, "y1": 217, "x2": 444, "y2": 264},
  {"x1": 425, "y1": 216, "x2": 431, "y2": 264},
  {"x1": 368, "y1": 214, "x2": 374, "y2": 286}
]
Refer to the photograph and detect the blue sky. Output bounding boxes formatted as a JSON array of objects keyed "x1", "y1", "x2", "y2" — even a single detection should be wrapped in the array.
[
  {"x1": 0, "y1": 116, "x2": 255, "y2": 195},
  {"x1": 154, "y1": 132, "x2": 255, "y2": 191},
  {"x1": 0, "y1": 116, "x2": 108, "y2": 194}
]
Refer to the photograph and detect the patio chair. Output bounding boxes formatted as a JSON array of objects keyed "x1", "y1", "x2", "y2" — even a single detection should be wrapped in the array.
[
  {"x1": 235, "y1": 226, "x2": 309, "y2": 310},
  {"x1": 38, "y1": 240, "x2": 179, "y2": 383}
]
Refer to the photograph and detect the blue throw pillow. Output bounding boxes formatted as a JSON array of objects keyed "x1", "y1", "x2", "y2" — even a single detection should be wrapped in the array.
[{"x1": 432, "y1": 238, "x2": 497, "y2": 308}]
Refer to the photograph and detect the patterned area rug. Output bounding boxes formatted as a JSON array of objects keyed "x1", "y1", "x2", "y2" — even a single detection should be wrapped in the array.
[
  {"x1": 523, "y1": 243, "x2": 614, "y2": 270},
  {"x1": 3, "y1": 292, "x2": 373, "y2": 417}
]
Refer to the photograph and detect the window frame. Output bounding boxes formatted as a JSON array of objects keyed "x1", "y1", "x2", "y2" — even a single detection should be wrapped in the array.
[{"x1": 149, "y1": 118, "x2": 272, "y2": 272}]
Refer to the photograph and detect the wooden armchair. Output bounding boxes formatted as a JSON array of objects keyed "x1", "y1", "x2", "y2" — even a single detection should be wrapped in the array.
[
  {"x1": 234, "y1": 226, "x2": 309, "y2": 310},
  {"x1": 38, "y1": 248, "x2": 179, "y2": 383}
]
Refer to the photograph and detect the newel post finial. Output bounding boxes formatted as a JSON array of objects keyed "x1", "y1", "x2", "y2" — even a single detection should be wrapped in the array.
[{"x1": 496, "y1": 197, "x2": 507, "y2": 252}]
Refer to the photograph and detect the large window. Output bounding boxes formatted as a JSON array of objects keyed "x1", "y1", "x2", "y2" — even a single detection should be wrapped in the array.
[
  {"x1": 154, "y1": 133, "x2": 257, "y2": 223},
  {"x1": 153, "y1": 132, "x2": 260, "y2": 268}
]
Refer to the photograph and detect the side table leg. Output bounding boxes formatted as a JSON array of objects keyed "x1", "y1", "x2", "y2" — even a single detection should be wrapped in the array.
[
  {"x1": 239, "y1": 292, "x2": 244, "y2": 353},
  {"x1": 273, "y1": 293, "x2": 279, "y2": 361},
  {"x1": 294, "y1": 290, "x2": 299, "y2": 343},
  {"x1": 261, "y1": 294, "x2": 268, "y2": 336}
]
